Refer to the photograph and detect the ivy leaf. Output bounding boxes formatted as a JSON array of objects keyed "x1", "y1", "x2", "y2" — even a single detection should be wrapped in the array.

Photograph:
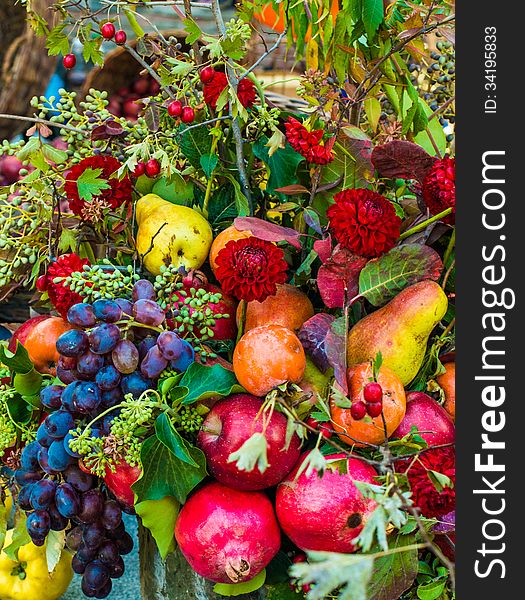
[
  {"x1": 132, "y1": 435, "x2": 207, "y2": 504},
  {"x1": 72, "y1": 168, "x2": 111, "y2": 203},
  {"x1": 155, "y1": 413, "x2": 198, "y2": 467},
  {"x1": 178, "y1": 362, "x2": 243, "y2": 405},
  {"x1": 358, "y1": 244, "x2": 443, "y2": 306},
  {"x1": 45, "y1": 24, "x2": 70, "y2": 56},
  {"x1": 253, "y1": 138, "x2": 305, "y2": 198},
  {"x1": 46, "y1": 530, "x2": 66, "y2": 573},
  {"x1": 6, "y1": 393, "x2": 33, "y2": 425},
  {"x1": 135, "y1": 496, "x2": 179, "y2": 559},
  {"x1": 213, "y1": 569, "x2": 266, "y2": 596},
  {"x1": 0, "y1": 342, "x2": 34, "y2": 374},
  {"x1": 13, "y1": 369, "x2": 42, "y2": 397},
  {"x1": 207, "y1": 185, "x2": 237, "y2": 224}
]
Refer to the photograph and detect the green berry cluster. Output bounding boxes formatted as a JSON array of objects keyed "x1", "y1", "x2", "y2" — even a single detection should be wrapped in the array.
[
  {"x1": 174, "y1": 406, "x2": 204, "y2": 435},
  {"x1": 56, "y1": 261, "x2": 140, "y2": 301},
  {"x1": 170, "y1": 286, "x2": 228, "y2": 342},
  {"x1": 0, "y1": 409, "x2": 16, "y2": 458}
]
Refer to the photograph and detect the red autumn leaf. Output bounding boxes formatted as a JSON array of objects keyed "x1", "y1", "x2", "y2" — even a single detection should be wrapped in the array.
[
  {"x1": 274, "y1": 184, "x2": 310, "y2": 195},
  {"x1": 313, "y1": 235, "x2": 333, "y2": 263},
  {"x1": 317, "y1": 246, "x2": 367, "y2": 308},
  {"x1": 297, "y1": 313, "x2": 336, "y2": 373},
  {"x1": 371, "y1": 140, "x2": 436, "y2": 182},
  {"x1": 324, "y1": 316, "x2": 348, "y2": 394},
  {"x1": 234, "y1": 217, "x2": 302, "y2": 249}
]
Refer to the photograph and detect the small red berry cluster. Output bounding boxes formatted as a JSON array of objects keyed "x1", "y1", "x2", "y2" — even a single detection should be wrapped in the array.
[
  {"x1": 351, "y1": 382, "x2": 383, "y2": 420},
  {"x1": 167, "y1": 101, "x2": 195, "y2": 124},
  {"x1": 133, "y1": 159, "x2": 161, "y2": 179},
  {"x1": 63, "y1": 22, "x2": 126, "y2": 70}
]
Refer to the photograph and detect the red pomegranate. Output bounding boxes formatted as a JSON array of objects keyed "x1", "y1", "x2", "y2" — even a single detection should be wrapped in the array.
[
  {"x1": 175, "y1": 481, "x2": 280, "y2": 583},
  {"x1": 197, "y1": 394, "x2": 301, "y2": 490},
  {"x1": 276, "y1": 453, "x2": 377, "y2": 553}
]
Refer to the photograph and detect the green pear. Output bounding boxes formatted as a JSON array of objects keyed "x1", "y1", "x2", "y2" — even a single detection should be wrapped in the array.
[
  {"x1": 152, "y1": 174, "x2": 194, "y2": 206},
  {"x1": 134, "y1": 174, "x2": 156, "y2": 195},
  {"x1": 297, "y1": 357, "x2": 332, "y2": 408},
  {"x1": 347, "y1": 280, "x2": 448, "y2": 386}
]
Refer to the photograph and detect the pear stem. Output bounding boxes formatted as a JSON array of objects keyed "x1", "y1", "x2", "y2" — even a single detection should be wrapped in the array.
[
  {"x1": 236, "y1": 300, "x2": 247, "y2": 345},
  {"x1": 398, "y1": 207, "x2": 453, "y2": 240}
]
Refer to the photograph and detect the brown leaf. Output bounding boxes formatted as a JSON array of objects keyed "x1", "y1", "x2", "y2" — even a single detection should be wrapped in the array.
[
  {"x1": 274, "y1": 184, "x2": 310, "y2": 195},
  {"x1": 234, "y1": 217, "x2": 302, "y2": 249},
  {"x1": 371, "y1": 141, "x2": 436, "y2": 182},
  {"x1": 317, "y1": 246, "x2": 367, "y2": 308}
]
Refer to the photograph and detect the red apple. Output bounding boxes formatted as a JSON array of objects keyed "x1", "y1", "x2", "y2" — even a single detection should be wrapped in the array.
[
  {"x1": 122, "y1": 96, "x2": 142, "y2": 119},
  {"x1": 392, "y1": 391, "x2": 455, "y2": 446},
  {"x1": 9, "y1": 315, "x2": 74, "y2": 375},
  {"x1": 0, "y1": 155, "x2": 23, "y2": 184},
  {"x1": 104, "y1": 460, "x2": 142, "y2": 509},
  {"x1": 133, "y1": 78, "x2": 150, "y2": 96},
  {"x1": 275, "y1": 453, "x2": 377, "y2": 553},
  {"x1": 197, "y1": 394, "x2": 301, "y2": 490},
  {"x1": 175, "y1": 481, "x2": 280, "y2": 583}
]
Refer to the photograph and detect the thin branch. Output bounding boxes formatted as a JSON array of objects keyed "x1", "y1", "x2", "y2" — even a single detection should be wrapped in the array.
[
  {"x1": 123, "y1": 43, "x2": 175, "y2": 99},
  {"x1": 0, "y1": 113, "x2": 85, "y2": 135},
  {"x1": 239, "y1": 29, "x2": 288, "y2": 81}
]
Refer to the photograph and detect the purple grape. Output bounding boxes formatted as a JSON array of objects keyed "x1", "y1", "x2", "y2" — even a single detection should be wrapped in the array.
[
  {"x1": 44, "y1": 410, "x2": 74, "y2": 439},
  {"x1": 36, "y1": 423, "x2": 53, "y2": 448},
  {"x1": 26, "y1": 509, "x2": 51, "y2": 537},
  {"x1": 97, "y1": 540, "x2": 119, "y2": 566},
  {"x1": 47, "y1": 440, "x2": 73, "y2": 471},
  {"x1": 56, "y1": 364, "x2": 78, "y2": 384},
  {"x1": 92, "y1": 299, "x2": 123, "y2": 323},
  {"x1": 112, "y1": 339, "x2": 139, "y2": 374},
  {"x1": 156, "y1": 331, "x2": 184, "y2": 360},
  {"x1": 78, "y1": 489, "x2": 105, "y2": 523},
  {"x1": 140, "y1": 345, "x2": 168, "y2": 379},
  {"x1": 120, "y1": 371, "x2": 152, "y2": 398},
  {"x1": 137, "y1": 336, "x2": 157, "y2": 361},
  {"x1": 40, "y1": 384, "x2": 64, "y2": 410},
  {"x1": 18, "y1": 484, "x2": 34, "y2": 510},
  {"x1": 170, "y1": 340, "x2": 195, "y2": 372},
  {"x1": 66, "y1": 526, "x2": 83, "y2": 551},
  {"x1": 116, "y1": 531, "x2": 133, "y2": 555},
  {"x1": 108, "y1": 556, "x2": 125, "y2": 578},
  {"x1": 37, "y1": 447, "x2": 61, "y2": 475},
  {"x1": 81, "y1": 577, "x2": 97, "y2": 598},
  {"x1": 132, "y1": 279, "x2": 156, "y2": 301},
  {"x1": 56, "y1": 329, "x2": 90, "y2": 358},
  {"x1": 95, "y1": 578, "x2": 113, "y2": 598},
  {"x1": 20, "y1": 441, "x2": 41, "y2": 471},
  {"x1": 89, "y1": 323, "x2": 121, "y2": 354},
  {"x1": 55, "y1": 482, "x2": 80, "y2": 518},
  {"x1": 72, "y1": 554, "x2": 88, "y2": 574},
  {"x1": 84, "y1": 560, "x2": 110, "y2": 590},
  {"x1": 100, "y1": 387, "x2": 123, "y2": 408},
  {"x1": 133, "y1": 299, "x2": 165, "y2": 326},
  {"x1": 65, "y1": 464, "x2": 95, "y2": 492},
  {"x1": 30, "y1": 479, "x2": 56, "y2": 510},
  {"x1": 101, "y1": 500, "x2": 122, "y2": 530},
  {"x1": 68, "y1": 303, "x2": 97, "y2": 328},
  {"x1": 60, "y1": 381, "x2": 80, "y2": 411},
  {"x1": 77, "y1": 542, "x2": 97, "y2": 562},
  {"x1": 14, "y1": 469, "x2": 42, "y2": 485},
  {"x1": 115, "y1": 298, "x2": 133, "y2": 317},
  {"x1": 73, "y1": 381, "x2": 101, "y2": 414},
  {"x1": 107, "y1": 521, "x2": 125, "y2": 540},
  {"x1": 84, "y1": 521, "x2": 106, "y2": 548},
  {"x1": 95, "y1": 365, "x2": 121, "y2": 390},
  {"x1": 31, "y1": 535, "x2": 46, "y2": 547},
  {"x1": 77, "y1": 350, "x2": 105, "y2": 379},
  {"x1": 48, "y1": 503, "x2": 69, "y2": 531}
]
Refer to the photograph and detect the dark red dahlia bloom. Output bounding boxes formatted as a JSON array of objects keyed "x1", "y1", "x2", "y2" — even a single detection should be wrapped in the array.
[
  {"x1": 422, "y1": 156, "x2": 455, "y2": 224},
  {"x1": 398, "y1": 447, "x2": 456, "y2": 518},
  {"x1": 203, "y1": 71, "x2": 256, "y2": 110},
  {"x1": 326, "y1": 188, "x2": 401, "y2": 258},
  {"x1": 64, "y1": 155, "x2": 132, "y2": 220},
  {"x1": 284, "y1": 117, "x2": 334, "y2": 165},
  {"x1": 215, "y1": 237, "x2": 287, "y2": 302},
  {"x1": 40, "y1": 253, "x2": 90, "y2": 318}
]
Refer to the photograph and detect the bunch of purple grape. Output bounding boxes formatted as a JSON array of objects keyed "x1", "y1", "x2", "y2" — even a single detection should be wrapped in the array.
[{"x1": 13, "y1": 280, "x2": 196, "y2": 598}]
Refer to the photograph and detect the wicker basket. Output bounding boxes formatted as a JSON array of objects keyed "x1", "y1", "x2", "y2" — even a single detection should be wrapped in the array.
[{"x1": 0, "y1": 0, "x2": 58, "y2": 140}]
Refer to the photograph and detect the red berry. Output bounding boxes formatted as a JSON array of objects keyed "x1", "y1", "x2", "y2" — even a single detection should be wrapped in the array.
[
  {"x1": 350, "y1": 401, "x2": 367, "y2": 421},
  {"x1": 167, "y1": 100, "x2": 183, "y2": 118},
  {"x1": 200, "y1": 66, "x2": 216, "y2": 84},
  {"x1": 306, "y1": 417, "x2": 333, "y2": 439},
  {"x1": 133, "y1": 162, "x2": 146, "y2": 177},
  {"x1": 115, "y1": 30, "x2": 127, "y2": 45},
  {"x1": 181, "y1": 106, "x2": 195, "y2": 124},
  {"x1": 36, "y1": 275, "x2": 48, "y2": 292},
  {"x1": 101, "y1": 22, "x2": 116, "y2": 40},
  {"x1": 145, "y1": 159, "x2": 161, "y2": 178},
  {"x1": 363, "y1": 382, "x2": 383, "y2": 404},
  {"x1": 366, "y1": 401, "x2": 383, "y2": 418},
  {"x1": 63, "y1": 54, "x2": 76, "y2": 69}
]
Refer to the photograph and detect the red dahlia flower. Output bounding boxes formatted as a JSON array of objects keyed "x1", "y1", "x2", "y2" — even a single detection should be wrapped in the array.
[
  {"x1": 422, "y1": 156, "x2": 455, "y2": 224},
  {"x1": 285, "y1": 117, "x2": 334, "y2": 165},
  {"x1": 203, "y1": 71, "x2": 256, "y2": 110},
  {"x1": 64, "y1": 155, "x2": 132, "y2": 221},
  {"x1": 398, "y1": 447, "x2": 456, "y2": 518},
  {"x1": 215, "y1": 237, "x2": 287, "y2": 302},
  {"x1": 327, "y1": 188, "x2": 401, "y2": 258},
  {"x1": 38, "y1": 253, "x2": 90, "y2": 318}
]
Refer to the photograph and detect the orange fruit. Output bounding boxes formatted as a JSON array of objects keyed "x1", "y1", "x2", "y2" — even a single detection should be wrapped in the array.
[
  {"x1": 209, "y1": 225, "x2": 252, "y2": 274},
  {"x1": 330, "y1": 363, "x2": 406, "y2": 447},
  {"x1": 233, "y1": 325, "x2": 306, "y2": 397},
  {"x1": 437, "y1": 362, "x2": 455, "y2": 421},
  {"x1": 238, "y1": 283, "x2": 314, "y2": 332}
]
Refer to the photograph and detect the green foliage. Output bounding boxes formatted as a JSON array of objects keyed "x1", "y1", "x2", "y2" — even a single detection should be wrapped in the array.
[
  {"x1": 135, "y1": 497, "x2": 179, "y2": 559},
  {"x1": 74, "y1": 167, "x2": 111, "y2": 202},
  {"x1": 177, "y1": 362, "x2": 244, "y2": 405},
  {"x1": 214, "y1": 569, "x2": 266, "y2": 596}
]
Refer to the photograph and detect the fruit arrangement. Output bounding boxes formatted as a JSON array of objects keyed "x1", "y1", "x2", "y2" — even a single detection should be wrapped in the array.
[{"x1": 0, "y1": 1, "x2": 455, "y2": 599}]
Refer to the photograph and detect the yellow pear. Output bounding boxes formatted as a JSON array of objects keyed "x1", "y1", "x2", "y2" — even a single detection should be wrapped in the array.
[
  {"x1": 347, "y1": 280, "x2": 448, "y2": 385},
  {"x1": 135, "y1": 194, "x2": 213, "y2": 275}
]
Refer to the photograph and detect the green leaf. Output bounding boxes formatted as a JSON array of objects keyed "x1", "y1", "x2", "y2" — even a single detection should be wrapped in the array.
[
  {"x1": 3, "y1": 513, "x2": 31, "y2": 561},
  {"x1": 82, "y1": 37, "x2": 104, "y2": 65},
  {"x1": 417, "y1": 580, "x2": 447, "y2": 600},
  {"x1": 135, "y1": 497, "x2": 179, "y2": 559},
  {"x1": 253, "y1": 139, "x2": 305, "y2": 199},
  {"x1": 213, "y1": 569, "x2": 266, "y2": 596},
  {"x1": 42, "y1": 144, "x2": 69, "y2": 165},
  {"x1": 167, "y1": 58, "x2": 194, "y2": 78},
  {"x1": 72, "y1": 168, "x2": 111, "y2": 202},
  {"x1": 364, "y1": 97, "x2": 382, "y2": 131},
  {"x1": 124, "y1": 9, "x2": 145, "y2": 38},
  {"x1": 354, "y1": 506, "x2": 389, "y2": 552},
  {"x1": 223, "y1": 174, "x2": 249, "y2": 217},
  {"x1": 0, "y1": 342, "x2": 34, "y2": 374},
  {"x1": 183, "y1": 18, "x2": 203, "y2": 45},
  {"x1": 358, "y1": 244, "x2": 443, "y2": 306},
  {"x1": 427, "y1": 470, "x2": 453, "y2": 493},
  {"x1": 265, "y1": 583, "x2": 302, "y2": 599},
  {"x1": 200, "y1": 154, "x2": 219, "y2": 178},
  {"x1": 207, "y1": 185, "x2": 237, "y2": 225},
  {"x1": 155, "y1": 413, "x2": 198, "y2": 467},
  {"x1": 180, "y1": 125, "x2": 212, "y2": 169},
  {"x1": 13, "y1": 369, "x2": 42, "y2": 396},
  {"x1": 6, "y1": 393, "x2": 34, "y2": 425},
  {"x1": 413, "y1": 99, "x2": 447, "y2": 157},
  {"x1": 45, "y1": 24, "x2": 70, "y2": 56},
  {"x1": 15, "y1": 137, "x2": 40, "y2": 162},
  {"x1": 58, "y1": 227, "x2": 77, "y2": 254},
  {"x1": 362, "y1": 0, "x2": 384, "y2": 40},
  {"x1": 132, "y1": 436, "x2": 207, "y2": 504},
  {"x1": 368, "y1": 535, "x2": 419, "y2": 600},
  {"x1": 227, "y1": 432, "x2": 269, "y2": 474},
  {"x1": 0, "y1": 501, "x2": 7, "y2": 552},
  {"x1": 179, "y1": 362, "x2": 244, "y2": 405},
  {"x1": 46, "y1": 530, "x2": 66, "y2": 573}
]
